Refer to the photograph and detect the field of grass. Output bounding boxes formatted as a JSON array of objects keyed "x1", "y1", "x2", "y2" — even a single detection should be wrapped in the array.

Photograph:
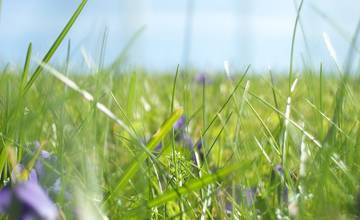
[
  {"x1": 1, "y1": 65, "x2": 360, "y2": 219},
  {"x1": 1, "y1": 0, "x2": 360, "y2": 219}
]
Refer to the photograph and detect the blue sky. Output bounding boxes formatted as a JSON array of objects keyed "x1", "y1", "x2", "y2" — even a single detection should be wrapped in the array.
[{"x1": 0, "y1": 0, "x2": 359, "y2": 72}]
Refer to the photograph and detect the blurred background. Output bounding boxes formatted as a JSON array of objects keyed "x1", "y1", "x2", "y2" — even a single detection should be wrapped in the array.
[{"x1": 0, "y1": 0, "x2": 359, "y2": 73}]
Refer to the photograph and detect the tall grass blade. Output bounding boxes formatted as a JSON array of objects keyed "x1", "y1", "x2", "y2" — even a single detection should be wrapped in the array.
[
  {"x1": 288, "y1": 0, "x2": 304, "y2": 93},
  {"x1": 98, "y1": 26, "x2": 108, "y2": 72},
  {"x1": 103, "y1": 108, "x2": 183, "y2": 205},
  {"x1": 323, "y1": 20, "x2": 360, "y2": 143},
  {"x1": 147, "y1": 159, "x2": 252, "y2": 208},
  {"x1": 35, "y1": 60, "x2": 135, "y2": 138},
  {"x1": 23, "y1": 0, "x2": 87, "y2": 94},
  {"x1": 64, "y1": 39, "x2": 71, "y2": 75},
  {"x1": 310, "y1": 4, "x2": 360, "y2": 54},
  {"x1": 248, "y1": 90, "x2": 322, "y2": 148},
  {"x1": 269, "y1": 69, "x2": 282, "y2": 123},
  {"x1": 199, "y1": 65, "x2": 250, "y2": 140},
  {"x1": 170, "y1": 64, "x2": 180, "y2": 113},
  {"x1": 20, "y1": 43, "x2": 32, "y2": 91}
]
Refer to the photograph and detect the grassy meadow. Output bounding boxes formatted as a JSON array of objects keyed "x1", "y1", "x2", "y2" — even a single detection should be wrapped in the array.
[
  {"x1": 1, "y1": 0, "x2": 360, "y2": 219},
  {"x1": 1, "y1": 66, "x2": 360, "y2": 219}
]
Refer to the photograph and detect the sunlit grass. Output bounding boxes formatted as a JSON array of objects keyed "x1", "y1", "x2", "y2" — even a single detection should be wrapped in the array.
[
  {"x1": 1, "y1": 65, "x2": 360, "y2": 218},
  {"x1": 0, "y1": 0, "x2": 360, "y2": 219}
]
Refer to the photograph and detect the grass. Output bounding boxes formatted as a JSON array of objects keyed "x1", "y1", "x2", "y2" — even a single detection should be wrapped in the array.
[
  {"x1": 1, "y1": 66, "x2": 360, "y2": 219},
  {"x1": 1, "y1": 1, "x2": 360, "y2": 219}
]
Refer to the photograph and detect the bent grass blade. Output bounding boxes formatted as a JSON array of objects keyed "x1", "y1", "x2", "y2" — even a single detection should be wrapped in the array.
[
  {"x1": 35, "y1": 60, "x2": 135, "y2": 138},
  {"x1": 102, "y1": 108, "x2": 184, "y2": 205},
  {"x1": 23, "y1": 0, "x2": 87, "y2": 94}
]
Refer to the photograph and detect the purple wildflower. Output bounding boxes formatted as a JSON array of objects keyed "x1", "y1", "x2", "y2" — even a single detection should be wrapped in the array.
[
  {"x1": 0, "y1": 143, "x2": 63, "y2": 219},
  {"x1": 195, "y1": 72, "x2": 212, "y2": 85},
  {"x1": 244, "y1": 187, "x2": 257, "y2": 206},
  {"x1": 173, "y1": 116, "x2": 188, "y2": 142},
  {"x1": 28, "y1": 148, "x2": 60, "y2": 193},
  {"x1": 0, "y1": 186, "x2": 11, "y2": 212},
  {"x1": 225, "y1": 202, "x2": 233, "y2": 214},
  {"x1": 191, "y1": 140, "x2": 205, "y2": 165},
  {"x1": 0, "y1": 180, "x2": 58, "y2": 220},
  {"x1": 274, "y1": 164, "x2": 284, "y2": 176},
  {"x1": 153, "y1": 142, "x2": 163, "y2": 154},
  {"x1": 173, "y1": 116, "x2": 186, "y2": 130},
  {"x1": 40, "y1": 150, "x2": 51, "y2": 159},
  {"x1": 196, "y1": 140, "x2": 204, "y2": 161},
  {"x1": 11, "y1": 164, "x2": 38, "y2": 184},
  {"x1": 172, "y1": 116, "x2": 206, "y2": 164},
  {"x1": 196, "y1": 140, "x2": 202, "y2": 150},
  {"x1": 33, "y1": 142, "x2": 53, "y2": 178},
  {"x1": 35, "y1": 150, "x2": 56, "y2": 179}
]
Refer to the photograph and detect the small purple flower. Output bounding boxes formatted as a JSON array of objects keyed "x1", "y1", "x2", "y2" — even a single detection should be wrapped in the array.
[
  {"x1": 0, "y1": 186, "x2": 11, "y2": 212},
  {"x1": 35, "y1": 150, "x2": 53, "y2": 178},
  {"x1": 225, "y1": 202, "x2": 233, "y2": 214},
  {"x1": 192, "y1": 140, "x2": 204, "y2": 165},
  {"x1": 173, "y1": 116, "x2": 190, "y2": 151},
  {"x1": 11, "y1": 164, "x2": 38, "y2": 184},
  {"x1": 40, "y1": 150, "x2": 51, "y2": 159},
  {"x1": 153, "y1": 142, "x2": 163, "y2": 154},
  {"x1": 1, "y1": 143, "x2": 64, "y2": 219},
  {"x1": 274, "y1": 164, "x2": 284, "y2": 176},
  {"x1": 173, "y1": 116, "x2": 186, "y2": 130},
  {"x1": 196, "y1": 140, "x2": 202, "y2": 150},
  {"x1": 0, "y1": 181, "x2": 58, "y2": 220},
  {"x1": 244, "y1": 187, "x2": 257, "y2": 206},
  {"x1": 32, "y1": 142, "x2": 53, "y2": 178},
  {"x1": 23, "y1": 146, "x2": 60, "y2": 193},
  {"x1": 195, "y1": 73, "x2": 212, "y2": 85}
]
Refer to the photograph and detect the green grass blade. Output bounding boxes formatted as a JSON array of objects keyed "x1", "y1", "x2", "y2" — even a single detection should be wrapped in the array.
[
  {"x1": 102, "y1": 108, "x2": 184, "y2": 205},
  {"x1": 170, "y1": 64, "x2": 180, "y2": 113},
  {"x1": 310, "y1": 4, "x2": 360, "y2": 54},
  {"x1": 23, "y1": 0, "x2": 87, "y2": 94},
  {"x1": 246, "y1": 99, "x2": 281, "y2": 155},
  {"x1": 64, "y1": 39, "x2": 71, "y2": 75},
  {"x1": 205, "y1": 112, "x2": 233, "y2": 159},
  {"x1": 288, "y1": 0, "x2": 304, "y2": 94},
  {"x1": 269, "y1": 70, "x2": 282, "y2": 123},
  {"x1": 98, "y1": 26, "x2": 108, "y2": 72},
  {"x1": 147, "y1": 159, "x2": 252, "y2": 208},
  {"x1": 170, "y1": 64, "x2": 180, "y2": 188},
  {"x1": 318, "y1": 65, "x2": 323, "y2": 103},
  {"x1": 200, "y1": 65, "x2": 250, "y2": 139},
  {"x1": 248, "y1": 90, "x2": 322, "y2": 148},
  {"x1": 0, "y1": 142, "x2": 9, "y2": 181},
  {"x1": 20, "y1": 43, "x2": 32, "y2": 91},
  {"x1": 323, "y1": 20, "x2": 360, "y2": 143}
]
